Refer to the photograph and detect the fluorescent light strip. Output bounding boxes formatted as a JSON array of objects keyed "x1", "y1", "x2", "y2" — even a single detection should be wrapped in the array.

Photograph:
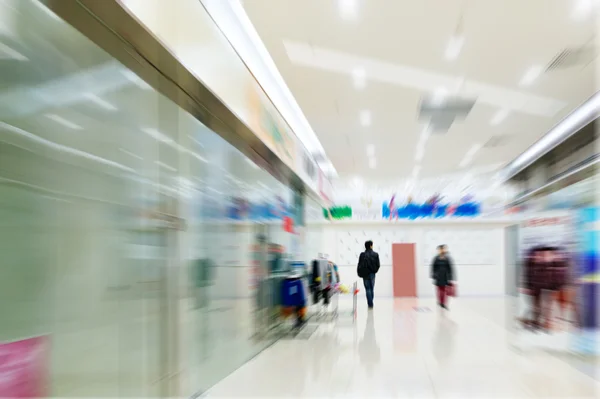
[
  {"x1": 510, "y1": 156, "x2": 599, "y2": 205},
  {"x1": 84, "y1": 93, "x2": 117, "y2": 111},
  {"x1": 339, "y1": 0, "x2": 359, "y2": 20},
  {"x1": 505, "y1": 91, "x2": 600, "y2": 178},
  {"x1": 202, "y1": 0, "x2": 336, "y2": 176},
  {"x1": 45, "y1": 114, "x2": 82, "y2": 130},
  {"x1": 369, "y1": 158, "x2": 376, "y2": 169}
]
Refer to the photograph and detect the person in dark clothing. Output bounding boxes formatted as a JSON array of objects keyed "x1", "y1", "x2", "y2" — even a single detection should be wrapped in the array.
[
  {"x1": 357, "y1": 240, "x2": 380, "y2": 309},
  {"x1": 431, "y1": 245, "x2": 455, "y2": 309}
]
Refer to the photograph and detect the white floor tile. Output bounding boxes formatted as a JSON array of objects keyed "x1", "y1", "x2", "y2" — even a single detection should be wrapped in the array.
[{"x1": 205, "y1": 298, "x2": 600, "y2": 398}]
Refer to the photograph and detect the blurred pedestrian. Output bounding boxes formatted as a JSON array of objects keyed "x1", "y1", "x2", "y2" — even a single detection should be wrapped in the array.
[
  {"x1": 431, "y1": 245, "x2": 455, "y2": 310},
  {"x1": 357, "y1": 240, "x2": 380, "y2": 309}
]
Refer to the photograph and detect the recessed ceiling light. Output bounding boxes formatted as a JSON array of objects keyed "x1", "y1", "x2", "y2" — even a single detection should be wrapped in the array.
[
  {"x1": 44, "y1": 114, "x2": 82, "y2": 130},
  {"x1": 366, "y1": 144, "x2": 375, "y2": 156},
  {"x1": 352, "y1": 67, "x2": 366, "y2": 89},
  {"x1": 519, "y1": 65, "x2": 543, "y2": 86},
  {"x1": 369, "y1": 157, "x2": 377, "y2": 169},
  {"x1": 444, "y1": 35, "x2": 465, "y2": 61},
  {"x1": 339, "y1": 0, "x2": 359, "y2": 21},
  {"x1": 572, "y1": 0, "x2": 594, "y2": 20},
  {"x1": 84, "y1": 93, "x2": 117, "y2": 111},
  {"x1": 359, "y1": 110, "x2": 372, "y2": 126},
  {"x1": 490, "y1": 109, "x2": 509, "y2": 125}
]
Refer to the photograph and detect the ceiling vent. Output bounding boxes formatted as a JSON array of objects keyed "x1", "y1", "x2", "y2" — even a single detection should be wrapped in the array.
[
  {"x1": 484, "y1": 135, "x2": 512, "y2": 148},
  {"x1": 546, "y1": 46, "x2": 596, "y2": 71},
  {"x1": 418, "y1": 96, "x2": 475, "y2": 134}
]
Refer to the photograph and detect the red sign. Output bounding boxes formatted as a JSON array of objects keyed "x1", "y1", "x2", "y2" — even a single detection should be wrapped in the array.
[
  {"x1": 0, "y1": 336, "x2": 49, "y2": 398},
  {"x1": 283, "y1": 216, "x2": 294, "y2": 233}
]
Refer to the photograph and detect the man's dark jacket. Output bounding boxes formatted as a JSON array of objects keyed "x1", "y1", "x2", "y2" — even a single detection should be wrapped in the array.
[{"x1": 357, "y1": 249, "x2": 380, "y2": 279}]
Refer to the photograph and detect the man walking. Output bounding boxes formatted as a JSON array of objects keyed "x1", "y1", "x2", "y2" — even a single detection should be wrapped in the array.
[{"x1": 357, "y1": 240, "x2": 380, "y2": 309}]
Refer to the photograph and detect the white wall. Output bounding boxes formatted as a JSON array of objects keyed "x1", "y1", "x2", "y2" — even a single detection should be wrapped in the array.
[{"x1": 308, "y1": 220, "x2": 514, "y2": 298}]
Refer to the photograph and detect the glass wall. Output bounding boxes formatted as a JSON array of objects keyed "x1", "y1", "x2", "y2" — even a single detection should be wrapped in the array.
[{"x1": 0, "y1": 1, "x2": 297, "y2": 396}]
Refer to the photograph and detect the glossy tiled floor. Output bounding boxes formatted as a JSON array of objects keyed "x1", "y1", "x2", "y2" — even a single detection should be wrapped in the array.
[{"x1": 205, "y1": 298, "x2": 599, "y2": 398}]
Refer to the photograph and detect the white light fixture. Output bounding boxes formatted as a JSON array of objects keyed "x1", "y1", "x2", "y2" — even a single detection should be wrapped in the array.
[
  {"x1": 339, "y1": 0, "x2": 359, "y2": 21},
  {"x1": 84, "y1": 93, "x2": 117, "y2": 111},
  {"x1": 366, "y1": 144, "x2": 375, "y2": 156},
  {"x1": 572, "y1": 0, "x2": 594, "y2": 20},
  {"x1": 459, "y1": 143, "x2": 482, "y2": 168},
  {"x1": 369, "y1": 157, "x2": 377, "y2": 169},
  {"x1": 352, "y1": 67, "x2": 366, "y2": 89},
  {"x1": 505, "y1": 91, "x2": 600, "y2": 177},
  {"x1": 490, "y1": 109, "x2": 509, "y2": 126},
  {"x1": 45, "y1": 114, "x2": 82, "y2": 130},
  {"x1": 359, "y1": 109, "x2": 372, "y2": 126},
  {"x1": 141, "y1": 128, "x2": 174, "y2": 144},
  {"x1": 444, "y1": 35, "x2": 465, "y2": 61},
  {"x1": 519, "y1": 65, "x2": 543, "y2": 86}
]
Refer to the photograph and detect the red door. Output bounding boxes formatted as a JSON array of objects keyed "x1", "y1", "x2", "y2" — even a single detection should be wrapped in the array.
[{"x1": 392, "y1": 243, "x2": 417, "y2": 297}]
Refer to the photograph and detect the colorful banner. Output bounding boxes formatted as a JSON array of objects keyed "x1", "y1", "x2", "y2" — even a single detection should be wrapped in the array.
[{"x1": 0, "y1": 336, "x2": 49, "y2": 398}]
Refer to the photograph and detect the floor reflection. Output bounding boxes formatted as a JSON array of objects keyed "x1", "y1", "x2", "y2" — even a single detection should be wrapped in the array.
[
  {"x1": 359, "y1": 310, "x2": 380, "y2": 375},
  {"x1": 433, "y1": 311, "x2": 457, "y2": 364}
]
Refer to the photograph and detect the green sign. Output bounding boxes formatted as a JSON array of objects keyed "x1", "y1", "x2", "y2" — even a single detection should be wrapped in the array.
[{"x1": 323, "y1": 206, "x2": 352, "y2": 220}]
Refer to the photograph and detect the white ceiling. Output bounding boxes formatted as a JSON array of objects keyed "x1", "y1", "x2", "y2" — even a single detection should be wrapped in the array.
[{"x1": 241, "y1": 0, "x2": 597, "y2": 183}]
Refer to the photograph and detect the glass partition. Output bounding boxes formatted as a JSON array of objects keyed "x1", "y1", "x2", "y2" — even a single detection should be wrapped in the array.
[{"x1": 0, "y1": 0, "x2": 297, "y2": 396}]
